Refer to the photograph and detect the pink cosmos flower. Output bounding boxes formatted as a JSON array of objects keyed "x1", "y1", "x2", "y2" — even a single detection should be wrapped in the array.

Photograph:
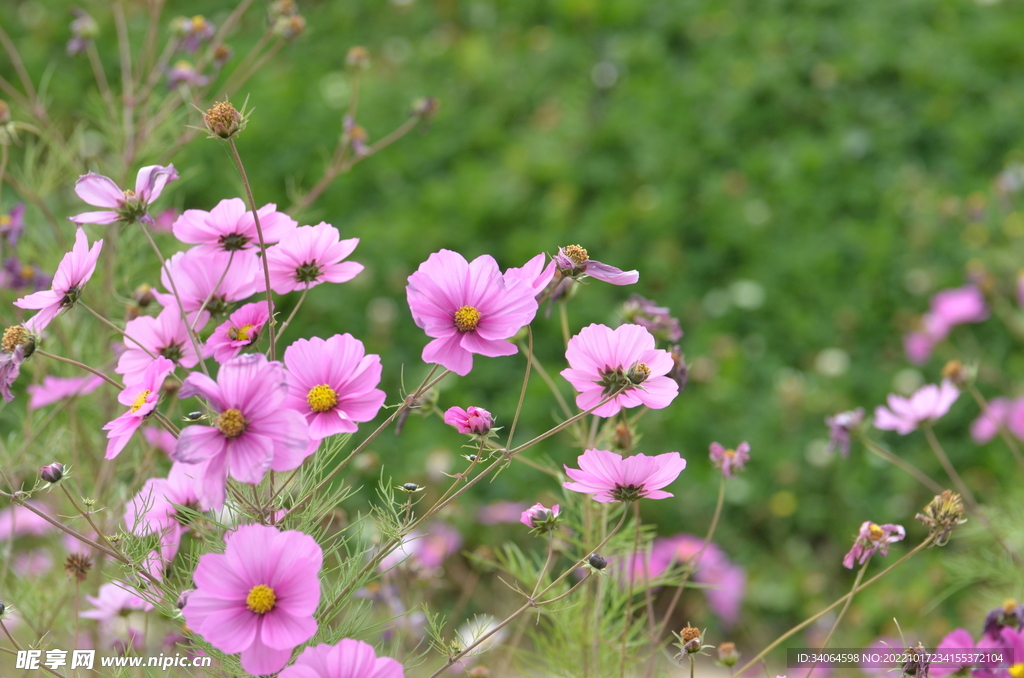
[
  {"x1": 561, "y1": 323, "x2": 679, "y2": 418},
  {"x1": 554, "y1": 244, "x2": 639, "y2": 285},
  {"x1": 116, "y1": 305, "x2": 201, "y2": 384},
  {"x1": 406, "y1": 249, "x2": 539, "y2": 376},
  {"x1": 278, "y1": 639, "x2": 405, "y2": 678},
  {"x1": 973, "y1": 627, "x2": 1024, "y2": 678},
  {"x1": 266, "y1": 222, "x2": 363, "y2": 293},
  {"x1": 905, "y1": 286, "x2": 989, "y2": 364},
  {"x1": 172, "y1": 198, "x2": 296, "y2": 254},
  {"x1": 520, "y1": 503, "x2": 560, "y2": 531},
  {"x1": 124, "y1": 463, "x2": 206, "y2": 574},
  {"x1": 444, "y1": 406, "x2": 493, "y2": 435},
  {"x1": 1004, "y1": 400, "x2": 1024, "y2": 443},
  {"x1": 709, "y1": 441, "x2": 749, "y2": 478},
  {"x1": 283, "y1": 334, "x2": 386, "y2": 440},
  {"x1": 825, "y1": 408, "x2": 864, "y2": 457},
  {"x1": 153, "y1": 248, "x2": 260, "y2": 317},
  {"x1": 503, "y1": 253, "x2": 557, "y2": 298},
  {"x1": 103, "y1": 357, "x2": 175, "y2": 459},
  {"x1": 476, "y1": 501, "x2": 529, "y2": 525},
  {"x1": 971, "y1": 398, "x2": 1013, "y2": 444},
  {"x1": 379, "y1": 522, "x2": 462, "y2": 573},
  {"x1": 929, "y1": 628, "x2": 976, "y2": 678},
  {"x1": 69, "y1": 165, "x2": 178, "y2": 225},
  {"x1": 172, "y1": 354, "x2": 311, "y2": 509},
  {"x1": 144, "y1": 426, "x2": 178, "y2": 456},
  {"x1": 27, "y1": 374, "x2": 104, "y2": 409},
  {"x1": 649, "y1": 534, "x2": 746, "y2": 626},
  {"x1": 152, "y1": 208, "x2": 178, "y2": 233},
  {"x1": 842, "y1": 521, "x2": 905, "y2": 568},
  {"x1": 874, "y1": 380, "x2": 959, "y2": 435},
  {"x1": 14, "y1": 228, "x2": 103, "y2": 328},
  {"x1": 206, "y1": 301, "x2": 270, "y2": 363},
  {"x1": 12, "y1": 549, "x2": 53, "y2": 577},
  {"x1": 0, "y1": 502, "x2": 57, "y2": 540},
  {"x1": 563, "y1": 448, "x2": 686, "y2": 503},
  {"x1": 181, "y1": 524, "x2": 322, "y2": 676},
  {"x1": 80, "y1": 582, "x2": 153, "y2": 620}
]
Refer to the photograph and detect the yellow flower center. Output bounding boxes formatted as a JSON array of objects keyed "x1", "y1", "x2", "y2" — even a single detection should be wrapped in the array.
[
  {"x1": 454, "y1": 305, "x2": 481, "y2": 332},
  {"x1": 229, "y1": 323, "x2": 256, "y2": 343},
  {"x1": 1008, "y1": 664, "x2": 1024, "y2": 678},
  {"x1": 724, "y1": 449, "x2": 736, "y2": 459},
  {"x1": 20, "y1": 265, "x2": 34, "y2": 279},
  {"x1": 564, "y1": 244, "x2": 589, "y2": 266},
  {"x1": 215, "y1": 408, "x2": 247, "y2": 438},
  {"x1": 123, "y1": 189, "x2": 136, "y2": 198},
  {"x1": 307, "y1": 384, "x2": 338, "y2": 412},
  {"x1": 130, "y1": 390, "x2": 152, "y2": 413},
  {"x1": 1004, "y1": 599, "x2": 1019, "y2": 614},
  {"x1": 245, "y1": 584, "x2": 276, "y2": 614},
  {"x1": 2, "y1": 325, "x2": 28, "y2": 352},
  {"x1": 868, "y1": 523, "x2": 884, "y2": 541},
  {"x1": 0, "y1": 215, "x2": 10, "y2": 225}
]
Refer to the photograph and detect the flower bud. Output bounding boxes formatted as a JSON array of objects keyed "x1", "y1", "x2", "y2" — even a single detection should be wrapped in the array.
[
  {"x1": 717, "y1": 642, "x2": 739, "y2": 666},
  {"x1": 40, "y1": 462, "x2": 64, "y2": 483},
  {"x1": 346, "y1": 46, "x2": 371, "y2": 70},
  {"x1": 444, "y1": 406, "x2": 493, "y2": 436},
  {"x1": 626, "y1": 361, "x2": 650, "y2": 385},
  {"x1": 269, "y1": 0, "x2": 298, "y2": 19},
  {"x1": 915, "y1": 489, "x2": 966, "y2": 547},
  {"x1": 176, "y1": 589, "x2": 193, "y2": 609},
  {"x1": 204, "y1": 100, "x2": 242, "y2": 139},
  {"x1": 587, "y1": 553, "x2": 607, "y2": 570},
  {"x1": 64, "y1": 552, "x2": 93, "y2": 582},
  {"x1": 520, "y1": 503, "x2": 560, "y2": 533},
  {"x1": 668, "y1": 345, "x2": 688, "y2": 392},
  {"x1": 680, "y1": 626, "x2": 702, "y2": 654},
  {"x1": 412, "y1": 96, "x2": 440, "y2": 121},
  {"x1": 401, "y1": 483, "x2": 424, "y2": 493},
  {"x1": 0, "y1": 600, "x2": 5, "y2": 616},
  {"x1": 941, "y1": 360, "x2": 975, "y2": 387},
  {"x1": 133, "y1": 283, "x2": 155, "y2": 308}
]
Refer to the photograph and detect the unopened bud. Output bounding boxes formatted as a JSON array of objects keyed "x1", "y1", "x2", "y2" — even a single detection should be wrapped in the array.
[
  {"x1": 204, "y1": 101, "x2": 242, "y2": 139},
  {"x1": 587, "y1": 553, "x2": 607, "y2": 570},
  {"x1": 133, "y1": 283, "x2": 155, "y2": 308},
  {"x1": 401, "y1": 483, "x2": 424, "y2": 493},
  {"x1": 40, "y1": 462, "x2": 64, "y2": 483},
  {"x1": 680, "y1": 626, "x2": 702, "y2": 653},
  {"x1": 346, "y1": 46, "x2": 370, "y2": 70},
  {"x1": 941, "y1": 360, "x2": 974, "y2": 387},
  {"x1": 626, "y1": 362, "x2": 650, "y2": 385},
  {"x1": 213, "y1": 44, "x2": 234, "y2": 66},
  {"x1": 0, "y1": 600, "x2": 5, "y2": 616},
  {"x1": 176, "y1": 589, "x2": 193, "y2": 609},
  {"x1": 273, "y1": 14, "x2": 306, "y2": 40}
]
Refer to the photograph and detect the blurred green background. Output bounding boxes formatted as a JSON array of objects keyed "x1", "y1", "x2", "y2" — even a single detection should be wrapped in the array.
[{"x1": 4, "y1": 0, "x2": 1024, "y2": 664}]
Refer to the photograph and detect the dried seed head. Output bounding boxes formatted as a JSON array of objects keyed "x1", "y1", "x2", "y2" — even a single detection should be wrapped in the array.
[
  {"x1": 564, "y1": 244, "x2": 589, "y2": 267},
  {"x1": 346, "y1": 46, "x2": 370, "y2": 70},
  {"x1": 717, "y1": 642, "x2": 739, "y2": 666},
  {"x1": 680, "y1": 626, "x2": 702, "y2": 653},
  {"x1": 915, "y1": 490, "x2": 967, "y2": 546},
  {"x1": 2, "y1": 325, "x2": 30, "y2": 353},
  {"x1": 204, "y1": 100, "x2": 242, "y2": 139},
  {"x1": 64, "y1": 552, "x2": 93, "y2": 582}
]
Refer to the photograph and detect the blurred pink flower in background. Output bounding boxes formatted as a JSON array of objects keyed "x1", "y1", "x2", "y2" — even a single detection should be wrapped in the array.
[
  {"x1": 709, "y1": 441, "x2": 750, "y2": 478},
  {"x1": 379, "y1": 522, "x2": 462, "y2": 573},
  {"x1": 27, "y1": 374, "x2": 104, "y2": 410},
  {"x1": 904, "y1": 285, "x2": 988, "y2": 365},
  {"x1": 477, "y1": 501, "x2": 529, "y2": 525},
  {"x1": 971, "y1": 397, "x2": 1014, "y2": 444},
  {"x1": 0, "y1": 503, "x2": 57, "y2": 540},
  {"x1": 278, "y1": 639, "x2": 405, "y2": 678},
  {"x1": 874, "y1": 380, "x2": 959, "y2": 435}
]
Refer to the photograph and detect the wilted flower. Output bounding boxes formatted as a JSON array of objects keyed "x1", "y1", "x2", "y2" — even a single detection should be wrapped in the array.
[
  {"x1": 562, "y1": 323, "x2": 679, "y2": 417},
  {"x1": 563, "y1": 448, "x2": 686, "y2": 503},
  {"x1": 67, "y1": 8, "x2": 99, "y2": 55},
  {"x1": 825, "y1": 408, "x2": 864, "y2": 456},
  {"x1": 678, "y1": 626, "x2": 702, "y2": 654},
  {"x1": 621, "y1": 295, "x2": 683, "y2": 343},
  {"x1": 1, "y1": 318, "x2": 42, "y2": 402},
  {"x1": 182, "y1": 524, "x2": 322, "y2": 675},
  {"x1": 520, "y1": 503, "x2": 560, "y2": 533},
  {"x1": 444, "y1": 406, "x2": 493, "y2": 436},
  {"x1": 69, "y1": 166, "x2": 178, "y2": 226},
  {"x1": 915, "y1": 490, "x2": 966, "y2": 546},
  {"x1": 14, "y1": 228, "x2": 103, "y2": 329},
  {"x1": 709, "y1": 441, "x2": 749, "y2": 478},
  {"x1": 874, "y1": 380, "x2": 959, "y2": 435},
  {"x1": 64, "y1": 552, "x2": 92, "y2": 582},
  {"x1": 842, "y1": 521, "x2": 905, "y2": 568},
  {"x1": 554, "y1": 244, "x2": 639, "y2": 285},
  {"x1": 983, "y1": 600, "x2": 1024, "y2": 640}
]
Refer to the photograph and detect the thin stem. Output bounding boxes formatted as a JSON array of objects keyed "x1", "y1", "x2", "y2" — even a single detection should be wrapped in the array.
[
  {"x1": 922, "y1": 425, "x2": 978, "y2": 510},
  {"x1": 732, "y1": 537, "x2": 934, "y2": 678},
  {"x1": 112, "y1": 1, "x2": 136, "y2": 169},
  {"x1": 966, "y1": 384, "x2": 1024, "y2": 473},
  {"x1": 275, "y1": 287, "x2": 309, "y2": 346},
  {"x1": 59, "y1": 484, "x2": 120, "y2": 563},
  {"x1": 619, "y1": 502, "x2": 644, "y2": 678},
  {"x1": 86, "y1": 42, "x2": 117, "y2": 121},
  {"x1": 0, "y1": 24, "x2": 41, "y2": 117},
  {"x1": 559, "y1": 301, "x2": 571, "y2": 346},
  {"x1": 36, "y1": 350, "x2": 122, "y2": 391},
  {"x1": 189, "y1": 252, "x2": 235, "y2": 332},
  {"x1": 0, "y1": 490, "x2": 126, "y2": 565},
  {"x1": 79, "y1": 302, "x2": 163, "y2": 364},
  {"x1": 803, "y1": 560, "x2": 869, "y2": 678},
  {"x1": 531, "y1": 533, "x2": 556, "y2": 599},
  {"x1": 859, "y1": 435, "x2": 944, "y2": 495},
  {"x1": 228, "y1": 139, "x2": 276, "y2": 359},
  {"x1": 506, "y1": 326, "x2": 533, "y2": 450}
]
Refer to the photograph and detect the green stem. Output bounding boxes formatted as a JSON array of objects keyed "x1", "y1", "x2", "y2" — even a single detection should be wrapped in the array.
[
  {"x1": 859, "y1": 435, "x2": 944, "y2": 495},
  {"x1": 620, "y1": 501, "x2": 643, "y2": 678},
  {"x1": 922, "y1": 425, "x2": 978, "y2": 510},
  {"x1": 803, "y1": 560, "x2": 869, "y2": 678}
]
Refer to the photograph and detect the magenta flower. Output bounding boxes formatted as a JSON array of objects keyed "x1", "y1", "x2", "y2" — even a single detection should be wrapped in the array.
[
  {"x1": 973, "y1": 627, "x2": 1024, "y2": 678},
  {"x1": 172, "y1": 354, "x2": 310, "y2": 509},
  {"x1": 824, "y1": 408, "x2": 864, "y2": 456},
  {"x1": 171, "y1": 198, "x2": 296, "y2": 254},
  {"x1": 621, "y1": 295, "x2": 683, "y2": 343},
  {"x1": 283, "y1": 334, "x2": 386, "y2": 440},
  {"x1": 874, "y1": 380, "x2": 959, "y2": 435},
  {"x1": 278, "y1": 639, "x2": 405, "y2": 678},
  {"x1": 1, "y1": 256, "x2": 51, "y2": 292},
  {"x1": 649, "y1": 534, "x2": 746, "y2": 626},
  {"x1": 563, "y1": 448, "x2": 686, "y2": 503},
  {"x1": 116, "y1": 306, "x2": 201, "y2": 384},
  {"x1": 444, "y1": 406, "x2": 493, "y2": 435},
  {"x1": 379, "y1": 522, "x2": 462, "y2": 573},
  {"x1": 984, "y1": 600, "x2": 1024, "y2": 640},
  {"x1": 709, "y1": 441, "x2": 749, "y2": 478},
  {"x1": 0, "y1": 502, "x2": 57, "y2": 540},
  {"x1": 69, "y1": 165, "x2": 178, "y2": 225},
  {"x1": 477, "y1": 501, "x2": 529, "y2": 525},
  {"x1": 103, "y1": 357, "x2": 175, "y2": 459},
  {"x1": 842, "y1": 521, "x2": 905, "y2": 569},
  {"x1": 929, "y1": 628, "x2": 977, "y2": 678},
  {"x1": 153, "y1": 248, "x2": 260, "y2": 318},
  {"x1": 14, "y1": 228, "x2": 103, "y2": 328},
  {"x1": 27, "y1": 375, "x2": 104, "y2": 410},
  {"x1": 971, "y1": 398, "x2": 1013, "y2": 444},
  {"x1": 554, "y1": 244, "x2": 639, "y2": 285},
  {"x1": 503, "y1": 253, "x2": 556, "y2": 298},
  {"x1": 905, "y1": 286, "x2": 989, "y2": 364},
  {"x1": 0, "y1": 202, "x2": 25, "y2": 246},
  {"x1": 406, "y1": 249, "x2": 539, "y2": 376},
  {"x1": 266, "y1": 222, "x2": 363, "y2": 294},
  {"x1": 520, "y1": 503, "x2": 560, "y2": 532},
  {"x1": 561, "y1": 323, "x2": 679, "y2": 418},
  {"x1": 182, "y1": 524, "x2": 322, "y2": 676},
  {"x1": 144, "y1": 426, "x2": 178, "y2": 456},
  {"x1": 80, "y1": 582, "x2": 153, "y2": 620},
  {"x1": 124, "y1": 463, "x2": 206, "y2": 574},
  {"x1": 206, "y1": 301, "x2": 270, "y2": 363}
]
